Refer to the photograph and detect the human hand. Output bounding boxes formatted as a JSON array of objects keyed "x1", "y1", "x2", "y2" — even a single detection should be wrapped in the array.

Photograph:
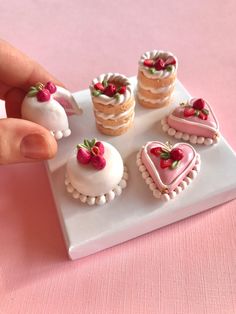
[{"x1": 0, "y1": 39, "x2": 60, "y2": 164}]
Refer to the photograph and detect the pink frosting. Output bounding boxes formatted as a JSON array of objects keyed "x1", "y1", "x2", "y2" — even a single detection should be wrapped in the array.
[
  {"x1": 167, "y1": 98, "x2": 219, "y2": 138},
  {"x1": 141, "y1": 141, "x2": 197, "y2": 192}
]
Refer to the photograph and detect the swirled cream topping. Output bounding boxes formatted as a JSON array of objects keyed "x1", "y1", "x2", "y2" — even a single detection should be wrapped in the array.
[
  {"x1": 90, "y1": 73, "x2": 133, "y2": 106},
  {"x1": 139, "y1": 50, "x2": 178, "y2": 79}
]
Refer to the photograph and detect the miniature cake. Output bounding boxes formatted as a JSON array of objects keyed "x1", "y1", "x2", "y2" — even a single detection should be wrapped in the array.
[
  {"x1": 161, "y1": 98, "x2": 220, "y2": 145},
  {"x1": 90, "y1": 73, "x2": 135, "y2": 136},
  {"x1": 137, "y1": 141, "x2": 200, "y2": 201},
  {"x1": 137, "y1": 50, "x2": 177, "y2": 108},
  {"x1": 22, "y1": 82, "x2": 81, "y2": 140},
  {"x1": 65, "y1": 138, "x2": 128, "y2": 205}
]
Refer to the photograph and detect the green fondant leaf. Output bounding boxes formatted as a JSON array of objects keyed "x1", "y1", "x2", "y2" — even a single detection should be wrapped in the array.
[
  {"x1": 166, "y1": 65, "x2": 173, "y2": 72},
  {"x1": 114, "y1": 93, "x2": 120, "y2": 101},
  {"x1": 27, "y1": 90, "x2": 38, "y2": 97},
  {"x1": 202, "y1": 108, "x2": 209, "y2": 115},
  {"x1": 77, "y1": 144, "x2": 87, "y2": 149},
  {"x1": 102, "y1": 80, "x2": 108, "y2": 87},
  {"x1": 84, "y1": 139, "x2": 90, "y2": 149},
  {"x1": 171, "y1": 160, "x2": 180, "y2": 169},
  {"x1": 194, "y1": 110, "x2": 200, "y2": 117},
  {"x1": 160, "y1": 152, "x2": 171, "y2": 160},
  {"x1": 90, "y1": 138, "x2": 96, "y2": 147},
  {"x1": 92, "y1": 90, "x2": 101, "y2": 97},
  {"x1": 149, "y1": 68, "x2": 156, "y2": 74}
]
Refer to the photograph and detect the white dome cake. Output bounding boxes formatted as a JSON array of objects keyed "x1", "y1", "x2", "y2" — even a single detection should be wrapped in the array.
[
  {"x1": 22, "y1": 81, "x2": 82, "y2": 140},
  {"x1": 65, "y1": 139, "x2": 128, "y2": 206}
]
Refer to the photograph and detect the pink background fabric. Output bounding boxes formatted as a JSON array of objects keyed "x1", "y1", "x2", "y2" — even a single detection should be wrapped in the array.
[{"x1": 0, "y1": 0, "x2": 236, "y2": 313}]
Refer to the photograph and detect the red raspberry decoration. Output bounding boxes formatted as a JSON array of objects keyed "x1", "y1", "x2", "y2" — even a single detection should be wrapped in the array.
[
  {"x1": 154, "y1": 58, "x2": 165, "y2": 71},
  {"x1": 170, "y1": 148, "x2": 184, "y2": 161},
  {"x1": 94, "y1": 141, "x2": 105, "y2": 155},
  {"x1": 94, "y1": 82, "x2": 105, "y2": 92},
  {"x1": 91, "y1": 155, "x2": 106, "y2": 170},
  {"x1": 184, "y1": 107, "x2": 195, "y2": 117},
  {"x1": 165, "y1": 56, "x2": 176, "y2": 66},
  {"x1": 150, "y1": 147, "x2": 162, "y2": 156},
  {"x1": 160, "y1": 159, "x2": 173, "y2": 169},
  {"x1": 193, "y1": 98, "x2": 205, "y2": 110},
  {"x1": 77, "y1": 148, "x2": 91, "y2": 164},
  {"x1": 118, "y1": 86, "x2": 126, "y2": 94},
  {"x1": 45, "y1": 81, "x2": 57, "y2": 94},
  {"x1": 143, "y1": 59, "x2": 154, "y2": 67},
  {"x1": 37, "y1": 88, "x2": 51, "y2": 102},
  {"x1": 104, "y1": 84, "x2": 117, "y2": 97},
  {"x1": 198, "y1": 112, "x2": 207, "y2": 120}
]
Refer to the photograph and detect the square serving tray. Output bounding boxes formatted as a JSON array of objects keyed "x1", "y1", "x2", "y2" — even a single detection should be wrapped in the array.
[{"x1": 46, "y1": 77, "x2": 236, "y2": 260}]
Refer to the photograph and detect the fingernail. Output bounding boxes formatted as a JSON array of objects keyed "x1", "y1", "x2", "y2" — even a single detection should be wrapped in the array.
[{"x1": 20, "y1": 133, "x2": 51, "y2": 159}]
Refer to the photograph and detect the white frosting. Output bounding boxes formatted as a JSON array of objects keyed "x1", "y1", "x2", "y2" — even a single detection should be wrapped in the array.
[
  {"x1": 90, "y1": 73, "x2": 133, "y2": 106},
  {"x1": 138, "y1": 81, "x2": 175, "y2": 94},
  {"x1": 137, "y1": 93, "x2": 171, "y2": 104},
  {"x1": 97, "y1": 113, "x2": 134, "y2": 130},
  {"x1": 139, "y1": 50, "x2": 178, "y2": 79},
  {"x1": 94, "y1": 102, "x2": 135, "y2": 120},
  {"x1": 66, "y1": 142, "x2": 124, "y2": 197},
  {"x1": 136, "y1": 150, "x2": 201, "y2": 201},
  {"x1": 21, "y1": 94, "x2": 70, "y2": 134},
  {"x1": 54, "y1": 86, "x2": 82, "y2": 115}
]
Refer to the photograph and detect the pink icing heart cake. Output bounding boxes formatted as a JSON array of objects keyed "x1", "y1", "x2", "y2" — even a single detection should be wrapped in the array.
[
  {"x1": 161, "y1": 98, "x2": 220, "y2": 145},
  {"x1": 137, "y1": 141, "x2": 200, "y2": 201}
]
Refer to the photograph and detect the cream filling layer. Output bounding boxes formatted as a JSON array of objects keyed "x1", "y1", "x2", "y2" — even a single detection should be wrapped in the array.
[
  {"x1": 94, "y1": 102, "x2": 135, "y2": 120},
  {"x1": 97, "y1": 113, "x2": 134, "y2": 130},
  {"x1": 137, "y1": 93, "x2": 171, "y2": 104},
  {"x1": 138, "y1": 81, "x2": 175, "y2": 94}
]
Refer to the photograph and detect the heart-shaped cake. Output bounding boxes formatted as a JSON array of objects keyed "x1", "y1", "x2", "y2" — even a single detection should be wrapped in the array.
[
  {"x1": 137, "y1": 141, "x2": 200, "y2": 201},
  {"x1": 161, "y1": 98, "x2": 220, "y2": 145},
  {"x1": 22, "y1": 82, "x2": 82, "y2": 140}
]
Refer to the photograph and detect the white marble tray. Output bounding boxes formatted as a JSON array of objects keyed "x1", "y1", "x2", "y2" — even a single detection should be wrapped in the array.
[{"x1": 46, "y1": 78, "x2": 236, "y2": 260}]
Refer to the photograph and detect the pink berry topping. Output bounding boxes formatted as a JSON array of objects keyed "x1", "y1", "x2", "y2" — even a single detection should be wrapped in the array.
[
  {"x1": 160, "y1": 158, "x2": 173, "y2": 169},
  {"x1": 165, "y1": 56, "x2": 176, "y2": 66},
  {"x1": 91, "y1": 155, "x2": 106, "y2": 170},
  {"x1": 36, "y1": 88, "x2": 51, "y2": 102},
  {"x1": 193, "y1": 98, "x2": 205, "y2": 110},
  {"x1": 118, "y1": 86, "x2": 126, "y2": 94},
  {"x1": 150, "y1": 147, "x2": 162, "y2": 156},
  {"x1": 94, "y1": 82, "x2": 105, "y2": 92},
  {"x1": 94, "y1": 141, "x2": 105, "y2": 155},
  {"x1": 154, "y1": 58, "x2": 165, "y2": 71},
  {"x1": 184, "y1": 107, "x2": 195, "y2": 117},
  {"x1": 77, "y1": 148, "x2": 91, "y2": 164},
  {"x1": 77, "y1": 138, "x2": 106, "y2": 170},
  {"x1": 143, "y1": 59, "x2": 154, "y2": 67},
  {"x1": 45, "y1": 81, "x2": 57, "y2": 94},
  {"x1": 104, "y1": 83, "x2": 117, "y2": 97},
  {"x1": 170, "y1": 148, "x2": 184, "y2": 161}
]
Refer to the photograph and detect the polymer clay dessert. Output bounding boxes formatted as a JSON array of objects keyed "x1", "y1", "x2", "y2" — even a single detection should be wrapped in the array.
[
  {"x1": 90, "y1": 73, "x2": 135, "y2": 136},
  {"x1": 161, "y1": 98, "x2": 220, "y2": 145},
  {"x1": 22, "y1": 82, "x2": 82, "y2": 140},
  {"x1": 65, "y1": 138, "x2": 128, "y2": 205},
  {"x1": 137, "y1": 50, "x2": 177, "y2": 109},
  {"x1": 137, "y1": 141, "x2": 200, "y2": 201}
]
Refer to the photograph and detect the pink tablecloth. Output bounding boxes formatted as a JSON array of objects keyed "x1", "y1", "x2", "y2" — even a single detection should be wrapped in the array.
[{"x1": 0, "y1": 1, "x2": 236, "y2": 313}]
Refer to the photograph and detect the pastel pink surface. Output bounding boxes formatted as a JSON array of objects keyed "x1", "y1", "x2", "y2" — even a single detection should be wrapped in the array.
[
  {"x1": 142, "y1": 142, "x2": 197, "y2": 191},
  {"x1": 0, "y1": 1, "x2": 236, "y2": 314},
  {"x1": 168, "y1": 98, "x2": 219, "y2": 138}
]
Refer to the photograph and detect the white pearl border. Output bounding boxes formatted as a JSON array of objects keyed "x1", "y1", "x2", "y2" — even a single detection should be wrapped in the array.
[
  {"x1": 64, "y1": 166, "x2": 128, "y2": 206},
  {"x1": 50, "y1": 128, "x2": 71, "y2": 140},
  {"x1": 161, "y1": 117, "x2": 219, "y2": 146},
  {"x1": 136, "y1": 149, "x2": 201, "y2": 201}
]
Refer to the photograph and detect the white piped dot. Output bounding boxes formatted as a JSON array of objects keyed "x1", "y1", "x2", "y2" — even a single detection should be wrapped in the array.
[
  {"x1": 188, "y1": 170, "x2": 197, "y2": 179},
  {"x1": 204, "y1": 138, "x2": 213, "y2": 146},
  {"x1": 189, "y1": 135, "x2": 197, "y2": 144},
  {"x1": 119, "y1": 179, "x2": 127, "y2": 189},
  {"x1": 184, "y1": 177, "x2": 191, "y2": 185},
  {"x1": 63, "y1": 128, "x2": 71, "y2": 137},
  {"x1": 122, "y1": 172, "x2": 128, "y2": 180},
  {"x1": 79, "y1": 194, "x2": 87, "y2": 203},
  {"x1": 114, "y1": 186, "x2": 122, "y2": 196},
  {"x1": 153, "y1": 189, "x2": 161, "y2": 198},
  {"x1": 136, "y1": 152, "x2": 141, "y2": 159},
  {"x1": 197, "y1": 137, "x2": 205, "y2": 144},
  {"x1": 175, "y1": 186, "x2": 182, "y2": 194},
  {"x1": 55, "y1": 130, "x2": 63, "y2": 140},
  {"x1": 142, "y1": 171, "x2": 149, "y2": 179},
  {"x1": 161, "y1": 118, "x2": 167, "y2": 125},
  {"x1": 67, "y1": 184, "x2": 74, "y2": 193},
  {"x1": 139, "y1": 165, "x2": 146, "y2": 172},
  {"x1": 145, "y1": 177, "x2": 153, "y2": 185},
  {"x1": 149, "y1": 183, "x2": 156, "y2": 191},
  {"x1": 174, "y1": 131, "x2": 183, "y2": 139},
  {"x1": 87, "y1": 196, "x2": 96, "y2": 206},
  {"x1": 162, "y1": 124, "x2": 170, "y2": 132},
  {"x1": 161, "y1": 194, "x2": 170, "y2": 201},
  {"x1": 169, "y1": 191, "x2": 176, "y2": 199},
  {"x1": 72, "y1": 191, "x2": 80, "y2": 199},
  {"x1": 65, "y1": 178, "x2": 69, "y2": 186},
  {"x1": 168, "y1": 128, "x2": 176, "y2": 136},
  {"x1": 124, "y1": 165, "x2": 128, "y2": 172},
  {"x1": 136, "y1": 159, "x2": 142, "y2": 167},
  {"x1": 182, "y1": 133, "x2": 190, "y2": 141},
  {"x1": 96, "y1": 195, "x2": 106, "y2": 205},
  {"x1": 180, "y1": 181, "x2": 187, "y2": 189},
  {"x1": 106, "y1": 191, "x2": 115, "y2": 202}
]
